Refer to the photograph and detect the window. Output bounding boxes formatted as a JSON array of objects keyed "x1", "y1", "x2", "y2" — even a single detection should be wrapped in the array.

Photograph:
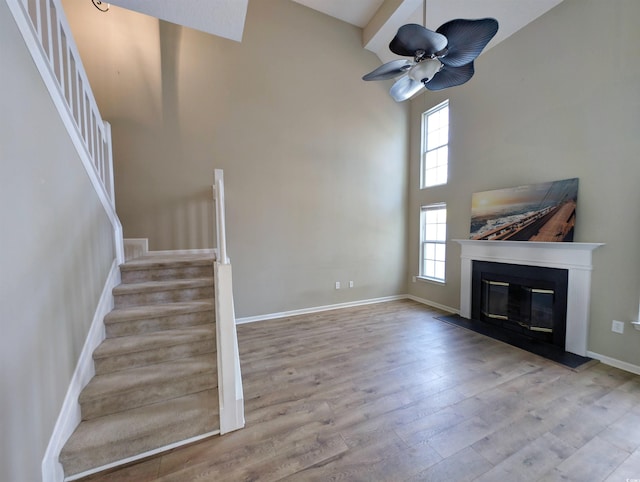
[
  {"x1": 421, "y1": 100, "x2": 449, "y2": 188},
  {"x1": 420, "y1": 203, "x2": 447, "y2": 282}
]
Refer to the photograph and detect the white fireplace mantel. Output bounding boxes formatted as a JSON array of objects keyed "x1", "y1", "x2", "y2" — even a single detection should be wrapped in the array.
[{"x1": 453, "y1": 240, "x2": 604, "y2": 356}]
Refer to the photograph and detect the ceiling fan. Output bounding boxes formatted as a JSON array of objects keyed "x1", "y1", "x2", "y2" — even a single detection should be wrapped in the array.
[{"x1": 363, "y1": 3, "x2": 498, "y2": 102}]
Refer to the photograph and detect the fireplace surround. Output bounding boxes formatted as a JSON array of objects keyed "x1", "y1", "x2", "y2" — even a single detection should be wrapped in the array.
[{"x1": 454, "y1": 240, "x2": 603, "y2": 356}]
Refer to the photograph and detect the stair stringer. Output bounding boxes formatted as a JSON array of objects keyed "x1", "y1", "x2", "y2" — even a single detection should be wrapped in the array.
[{"x1": 42, "y1": 259, "x2": 120, "y2": 482}]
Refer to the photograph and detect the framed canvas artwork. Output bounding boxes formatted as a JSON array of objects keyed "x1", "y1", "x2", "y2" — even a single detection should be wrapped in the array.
[{"x1": 469, "y1": 178, "x2": 578, "y2": 242}]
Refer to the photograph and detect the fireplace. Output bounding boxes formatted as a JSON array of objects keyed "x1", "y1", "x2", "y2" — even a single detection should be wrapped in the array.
[
  {"x1": 454, "y1": 240, "x2": 603, "y2": 356},
  {"x1": 472, "y1": 261, "x2": 568, "y2": 348}
]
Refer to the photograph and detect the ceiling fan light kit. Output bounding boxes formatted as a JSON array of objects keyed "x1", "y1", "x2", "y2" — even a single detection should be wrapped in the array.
[
  {"x1": 363, "y1": 16, "x2": 498, "y2": 101},
  {"x1": 408, "y1": 59, "x2": 442, "y2": 83}
]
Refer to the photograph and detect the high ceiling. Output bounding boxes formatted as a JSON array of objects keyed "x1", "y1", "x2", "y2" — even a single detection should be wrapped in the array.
[{"x1": 105, "y1": 0, "x2": 563, "y2": 63}]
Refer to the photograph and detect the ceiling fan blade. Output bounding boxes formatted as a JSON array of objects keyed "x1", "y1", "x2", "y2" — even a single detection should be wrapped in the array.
[
  {"x1": 436, "y1": 18, "x2": 499, "y2": 67},
  {"x1": 425, "y1": 62, "x2": 475, "y2": 91},
  {"x1": 363, "y1": 59, "x2": 413, "y2": 81},
  {"x1": 390, "y1": 75, "x2": 424, "y2": 102},
  {"x1": 389, "y1": 24, "x2": 448, "y2": 58}
]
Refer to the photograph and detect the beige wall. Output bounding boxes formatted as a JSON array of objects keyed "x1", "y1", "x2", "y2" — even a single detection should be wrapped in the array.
[
  {"x1": 408, "y1": 0, "x2": 640, "y2": 366},
  {"x1": 0, "y1": 1, "x2": 116, "y2": 480},
  {"x1": 64, "y1": 0, "x2": 410, "y2": 318}
]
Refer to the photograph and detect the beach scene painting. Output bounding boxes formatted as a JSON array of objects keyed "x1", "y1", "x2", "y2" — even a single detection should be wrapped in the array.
[{"x1": 469, "y1": 178, "x2": 578, "y2": 242}]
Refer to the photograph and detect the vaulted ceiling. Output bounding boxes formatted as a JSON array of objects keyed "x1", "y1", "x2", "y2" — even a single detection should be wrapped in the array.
[{"x1": 104, "y1": 0, "x2": 563, "y2": 62}]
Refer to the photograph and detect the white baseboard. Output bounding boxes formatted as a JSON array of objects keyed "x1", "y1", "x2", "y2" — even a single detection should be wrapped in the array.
[
  {"x1": 406, "y1": 294, "x2": 459, "y2": 315},
  {"x1": 586, "y1": 351, "x2": 640, "y2": 376},
  {"x1": 147, "y1": 248, "x2": 216, "y2": 256},
  {"x1": 236, "y1": 295, "x2": 407, "y2": 324},
  {"x1": 42, "y1": 259, "x2": 121, "y2": 482}
]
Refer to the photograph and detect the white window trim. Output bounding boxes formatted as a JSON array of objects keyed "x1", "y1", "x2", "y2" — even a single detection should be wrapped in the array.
[
  {"x1": 420, "y1": 99, "x2": 449, "y2": 189},
  {"x1": 419, "y1": 203, "x2": 447, "y2": 283}
]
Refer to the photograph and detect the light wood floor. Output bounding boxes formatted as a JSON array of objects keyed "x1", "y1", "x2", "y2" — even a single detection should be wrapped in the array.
[{"x1": 81, "y1": 300, "x2": 640, "y2": 481}]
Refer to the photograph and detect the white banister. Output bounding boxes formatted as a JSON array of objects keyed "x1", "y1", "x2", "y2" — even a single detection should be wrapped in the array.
[
  {"x1": 213, "y1": 169, "x2": 229, "y2": 264},
  {"x1": 104, "y1": 121, "x2": 116, "y2": 205},
  {"x1": 8, "y1": 0, "x2": 114, "y2": 205},
  {"x1": 7, "y1": 0, "x2": 124, "y2": 263},
  {"x1": 212, "y1": 169, "x2": 244, "y2": 434}
]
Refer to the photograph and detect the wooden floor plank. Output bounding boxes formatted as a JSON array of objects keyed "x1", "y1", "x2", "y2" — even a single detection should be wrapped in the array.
[
  {"x1": 475, "y1": 432, "x2": 574, "y2": 482},
  {"x1": 538, "y1": 436, "x2": 630, "y2": 482},
  {"x1": 604, "y1": 448, "x2": 640, "y2": 482},
  {"x1": 78, "y1": 300, "x2": 640, "y2": 481},
  {"x1": 406, "y1": 446, "x2": 493, "y2": 482}
]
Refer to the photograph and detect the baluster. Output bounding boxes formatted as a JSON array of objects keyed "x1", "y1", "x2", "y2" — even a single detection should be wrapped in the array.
[
  {"x1": 51, "y1": 1, "x2": 63, "y2": 86},
  {"x1": 76, "y1": 68, "x2": 82, "y2": 135},
  {"x1": 96, "y1": 124, "x2": 104, "y2": 181},
  {"x1": 104, "y1": 122, "x2": 115, "y2": 203},
  {"x1": 92, "y1": 114, "x2": 98, "y2": 174},
  {"x1": 88, "y1": 111, "x2": 94, "y2": 167},
  {"x1": 61, "y1": 31, "x2": 71, "y2": 109},
  {"x1": 9, "y1": 0, "x2": 116, "y2": 207},
  {"x1": 44, "y1": 0, "x2": 53, "y2": 62},
  {"x1": 81, "y1": 86, "x2": 88, "y2": 146},
  {"x1": 26, "y1": 0, "x2": 37, "y2": 38},
  {"x1": 33, "y1": 0, "x2": 42, "y2": 42}
]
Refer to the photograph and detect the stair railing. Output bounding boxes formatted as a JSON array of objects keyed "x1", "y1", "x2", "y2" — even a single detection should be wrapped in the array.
[
  {"x1": 212, "y1": 169, "x2": 245, "y2": 433},
  {"x1": 6, "y1": 0, "x2": 124, "y2": 263}
]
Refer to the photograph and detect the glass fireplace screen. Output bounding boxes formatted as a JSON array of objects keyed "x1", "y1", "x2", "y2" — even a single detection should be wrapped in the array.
[{"x1": 481, "y1": 279, "x2": 556, "y2": 333}]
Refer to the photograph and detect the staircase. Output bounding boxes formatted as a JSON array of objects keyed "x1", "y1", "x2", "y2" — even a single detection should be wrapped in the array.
[
  {"x1": 59, "y1": 254, "x2": 220, "y2": 479},
  {"x1": 5, "y1": 1, "x2": 243, "y2": 476}
]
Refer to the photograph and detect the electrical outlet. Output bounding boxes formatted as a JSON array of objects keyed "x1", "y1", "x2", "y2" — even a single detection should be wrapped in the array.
[
  {"x1": 412, "y1": 276, "x2": 416, "y2": 283},
  {"x1": 335, "y1": 281, "x2": 340, "y2": 290},
  {"x1": 349, "y1": 281, "x2": 354, "y2": 288},
  {"x1": 612, "y1": 320, "x2": 624, "y2": 334}
]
